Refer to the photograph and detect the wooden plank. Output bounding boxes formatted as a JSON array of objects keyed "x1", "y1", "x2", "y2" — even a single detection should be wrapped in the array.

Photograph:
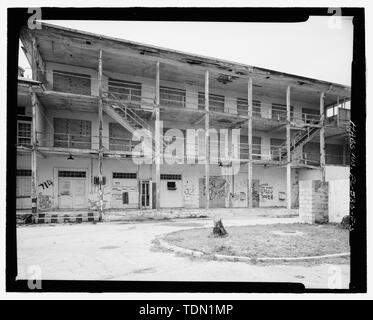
[
  {"x1": 286, "y1": 86, "x2": 291, "y2": 211},
  {"x1": 247, "y1": 77, "x2": 253, "y2": 209},
  {"x1": 205, "y1": 70, "x2": 210, "y2": 210},
  {"x1": 155, "y1": 61, "x2": 161, "y2": 210},
  {"x1": 37, "y1": 146, "x2": 98, "y2": 155},
  {"x1": 30, "y1": 88, "x2": 38, "y2": 214},
  {"x1": 98, "y1": 49, "x2": 104, "y2": 220},
  {"x1": 320, "y1": 92, "x2": 326, "y2": 181}
]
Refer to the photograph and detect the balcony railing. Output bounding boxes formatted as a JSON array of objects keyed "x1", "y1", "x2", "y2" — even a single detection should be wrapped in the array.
[
  {"x1": 294, "y1": 152, "x2": 349, "y2": 166},
  {"x1": 22, "y1": 132, "x2": 349, "y2": 166}
]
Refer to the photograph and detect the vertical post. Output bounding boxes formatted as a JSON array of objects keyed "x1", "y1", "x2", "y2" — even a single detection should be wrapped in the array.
[
  {"x1": 286, "y1": 86, "x2": 292, "y2": 211},
  {"x1": 205, "y1": 70, "x2": 210, "y2": 210},
  {"x1": 30, "y1": 88, "x2": 38, "y2": 216},
  {"x1": 320, "y1": 92, "x2": 326, "y2": 181},
  {"x1": 247, "y1": 77, "x2": 253, "y2": 208},
  {"x1": 98, "y1": 49, "x2": 104, "y2": 220},
  {"x1": 31, "y1": 37, "x2": 37, "y2": 81},
  {"x1": 155, "y1": 61, "x2": 161, "y2": 210}
]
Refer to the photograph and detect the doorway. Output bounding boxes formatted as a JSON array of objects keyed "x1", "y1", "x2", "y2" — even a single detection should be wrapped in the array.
[
  {"x1": 140, "y1": 180, "x2": 151, "y2": 209},
  {"x1": 58, "y1": 170, "x2": 87, "y2": 209}
]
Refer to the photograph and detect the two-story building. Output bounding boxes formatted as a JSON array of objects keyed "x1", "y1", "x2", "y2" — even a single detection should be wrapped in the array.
[{"x1": 16, "y1": 23, "x2": 351, "y2": 221}]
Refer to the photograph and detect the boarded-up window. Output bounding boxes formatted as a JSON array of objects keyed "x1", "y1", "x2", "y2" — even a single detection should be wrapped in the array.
[
  {"x1": 304, "y1": 143, "x2": 350, "y2": 165},
  {"x1": 326, "y1": 144, "x2": 344, "y2": 165},
  {"x1": 240, "y1": 136, "x2": 261, "y2": 160},
  {"x1": 160, "y1": 86, "x2": 186, "y2": 108},
  {"x1": 108, "y1": 78, "x2": 141, "y2": 102},
  {"x1": 53, "y1": 70, "x2": 91, "y2": 95},
  {"x1": 198, "y1": 92, "x2": 225, "y2": 112},
  {"x1": 17, "y1": 176, "x2": 31, "y2": 198},
  {"x1": 237, "y1": 98, "x2": 261, "y2": 117},
  {"x1": 109, "y1": 122, "x2": 134, "y2": 151},
  {"x1": 272, "y1": 103, "x2": 294, "y2": 121},
  {"x1": 54, "y1": 118, "x2": 91, "y2": 149}
]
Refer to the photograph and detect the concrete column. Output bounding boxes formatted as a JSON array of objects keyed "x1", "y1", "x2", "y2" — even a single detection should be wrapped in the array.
[
  {"x1": 286, "y1": 86, "x2": 291, "y2": 210},
  {"x1": 155, "y1": 61, "x2": 161, "y2": 210},
  {"x1": 247, "y1": 77, "x2": 253, "y2": 208},
  {"x1": 320, "y1": 92, "x2": 326, "y2": 181},
  {"x1": 205, "y1": 70, "x2": 210, "y2": 210},
  {"x1": 98, "y1": 49, "x2": 104, "y2": 220}
]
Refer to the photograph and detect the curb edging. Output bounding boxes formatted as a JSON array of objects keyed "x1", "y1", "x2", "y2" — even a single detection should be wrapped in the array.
[{"x1": 158, "y1": 239, "x2": 350, "y2": 262}]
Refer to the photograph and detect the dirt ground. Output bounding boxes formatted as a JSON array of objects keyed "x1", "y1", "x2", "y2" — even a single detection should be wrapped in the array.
[{"x1": 162, "y1": 223, "x2": 350, "y2": 262}]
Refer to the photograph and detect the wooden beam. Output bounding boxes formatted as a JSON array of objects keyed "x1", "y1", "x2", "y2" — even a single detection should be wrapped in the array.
[
  {"x1": 37, "y1": 146, "x2": 98, "y2": 155},
  {"x1": 286, "y1": 86, "x2": 292, "y2": 211},
  {"x1": 30, "y1": 88, "x2": 38, "y2": 215},
  {"x1": 247, "y1": 77, "x2": 253, "y2": 209},
  {"x1": 98, "y1": 49, "x2": 104, "y2": 220},
  {"x1": 205, "y1": 70, "x2": 210, "y2": 210},
  {"x1": 320, "y1": 92, "x2": 326, "y2": 181},
  {"x1": 155, "y1": 61, "x2": 161, "y2": 210},
  {"x1": 29, "y1": 36, "x2": 46, "y2": 83}
]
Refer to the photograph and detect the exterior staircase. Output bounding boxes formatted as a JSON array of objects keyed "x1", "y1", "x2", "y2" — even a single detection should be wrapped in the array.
[
  {"x1": 103, "y1": 91, "x2": 169, "y2": 158},
  {"x1": 103, "y1": 91, "x2": 153, "y2": 141},
  {"x1": 279, "y1": 126, "x2": 321, "y2": 161}
]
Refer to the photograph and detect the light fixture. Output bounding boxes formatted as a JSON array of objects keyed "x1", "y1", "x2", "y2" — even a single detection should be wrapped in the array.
[{"x1": 67, "y1": 154, "x2": 74, "y2": 160}]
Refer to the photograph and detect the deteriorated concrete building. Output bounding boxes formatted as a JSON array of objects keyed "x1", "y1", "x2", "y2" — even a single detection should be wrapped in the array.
[{"x1": 16, "y1": 23, "x2": 351, "y2": 222}]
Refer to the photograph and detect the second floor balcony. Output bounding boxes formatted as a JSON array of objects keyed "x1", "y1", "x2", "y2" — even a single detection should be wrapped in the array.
[{"x1": 20, "y1": 128, "x2": 349, "y2": 167}]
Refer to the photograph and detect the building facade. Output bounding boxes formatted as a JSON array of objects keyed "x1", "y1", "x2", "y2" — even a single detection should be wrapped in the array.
[{"x1": 16, "y1": 23, "x2": 351, "y2": 218}]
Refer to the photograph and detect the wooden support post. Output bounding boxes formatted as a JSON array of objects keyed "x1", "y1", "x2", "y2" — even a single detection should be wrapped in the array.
[
  {"x1": 155, "y1": 61, "x2": 161, "y2": 210},
  {"x1": 247, "y1": 77, "x2": 253, "y2": 209},
  {"x1": 31, "y1": 37, "x2": 37, "y2": 81},
  {"x1": 98, "y1": 49, "x2": 104, "y2": 220},
  {"x1": 286, "y1": 86, "x2": 292, "y2": 211},
  {"x1": 320, "y1": 92, "x2": 326, "y2": 181},
  {"x1": 205, "y1": 70, "x2": 210, "y2": 210},
  {"x1": 30, "y1": 88, "x2": 38, "y2": 215}
]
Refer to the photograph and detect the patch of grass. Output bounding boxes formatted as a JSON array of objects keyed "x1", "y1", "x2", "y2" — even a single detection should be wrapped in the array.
[{"x1": 162, "y1": 223, "x2": 350, "y2": 263}]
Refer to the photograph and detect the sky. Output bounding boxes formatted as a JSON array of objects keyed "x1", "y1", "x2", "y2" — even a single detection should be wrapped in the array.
[{"x1": 19, "y1": 16, "x2": 353, "y2": 86}]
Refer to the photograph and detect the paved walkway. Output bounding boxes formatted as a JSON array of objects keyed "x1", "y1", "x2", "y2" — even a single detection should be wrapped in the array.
[{"x1": 16, "y1": 217, "x2": 350, "y2": 289}]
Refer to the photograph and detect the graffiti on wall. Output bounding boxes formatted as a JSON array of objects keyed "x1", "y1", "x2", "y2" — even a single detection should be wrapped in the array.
[
  {"x1": 183, "y1": 178, "x2": 199, "y2": 208},
  {"x1": 184, "y1": 183, "x2": 196, "y2": 199},
  {"x1": 37, "y1": 179, "x2": 55, "y2": 209},
  {"x1": 39, "y1": 180, "x2": 53, "y2": 190},
  {"x1": 88, "y1": 189, "x2": 110, "y2": 210},
  {"x1": 259, "y1": 184, "x2": 273, "y2": 201},
  {"x1": 208, "y1": 177, "x2": 227, "y2": 201},
  {"x1": 38, "y1": 193, "x2": 54, "y2": 209}
]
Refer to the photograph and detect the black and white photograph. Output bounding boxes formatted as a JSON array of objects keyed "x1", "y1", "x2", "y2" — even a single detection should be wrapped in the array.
[{"x1": 2, "y1": 2, "x2": 370, "y2": 301}]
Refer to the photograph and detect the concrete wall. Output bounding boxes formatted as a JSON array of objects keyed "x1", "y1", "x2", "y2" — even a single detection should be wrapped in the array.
[
  {"x1": 328, "y1": 179, "x2": 350, "y2": 223},
  {"x1": 17, "y1": 153, "x2": 303, "y2": 210},
  {"x1": 299, "y1": 180, "x2": 329, "y2": 223}
]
